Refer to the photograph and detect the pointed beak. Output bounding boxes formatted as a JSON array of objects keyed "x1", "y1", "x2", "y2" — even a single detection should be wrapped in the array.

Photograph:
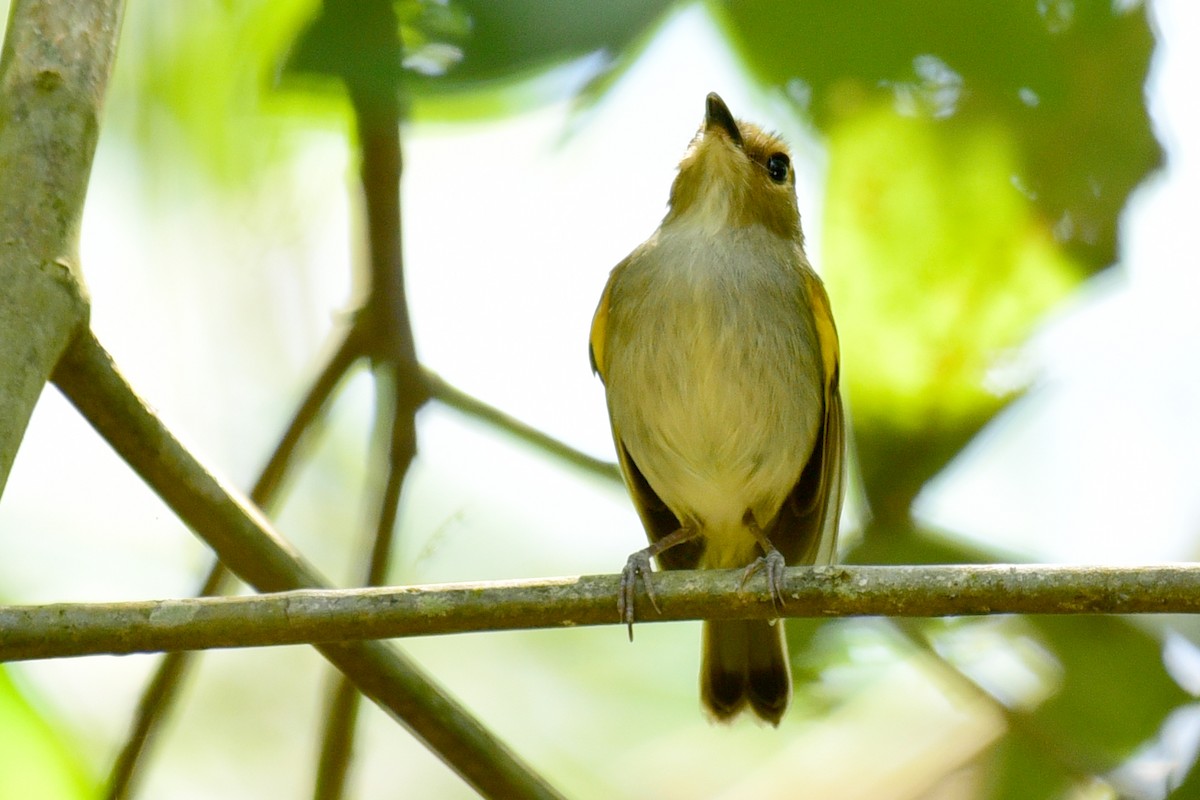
[{"x1": 704, "y1": 92, "x2": 743, "y2": 148}]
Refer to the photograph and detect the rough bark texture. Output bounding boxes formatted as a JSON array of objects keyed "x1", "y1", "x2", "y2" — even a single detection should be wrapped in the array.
[{"x1": 5, "y1": 563, "x2": 1200, "y2": 661}]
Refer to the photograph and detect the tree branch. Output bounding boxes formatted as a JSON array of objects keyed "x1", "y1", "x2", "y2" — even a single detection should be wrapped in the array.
[
  {"x1": 313, "y1": 52, "x2": 426, "y2": 796},
  {"x1": 106, "y1": 327, "x2": 357, "y2": 800},
  {"x1": 0, "y1": 0, "x2": 122, "y2": 492},
  {"x1": 50, "y1": 328, "x2": 563, "y2": 800},
  {"x1": 105, "y1": 559, "x2": 229, "y2": 800},
  {"x1": 4, "y1": 563, "x2": 1200, "y2": 662}
]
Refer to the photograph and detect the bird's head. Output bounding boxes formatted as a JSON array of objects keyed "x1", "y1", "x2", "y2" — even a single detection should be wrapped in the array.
[{"x1": 666, "y1": 93, "x2": 802, "y2": 243}]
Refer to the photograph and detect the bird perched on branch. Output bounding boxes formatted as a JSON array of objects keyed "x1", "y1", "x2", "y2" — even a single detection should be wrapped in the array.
[{"x1": 589, "y1": 92, "x2": 845, "y2": 725}]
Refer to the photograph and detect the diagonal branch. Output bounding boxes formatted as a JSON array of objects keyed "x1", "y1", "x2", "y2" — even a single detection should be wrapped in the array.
[
  {"x1": 104, "y1": 325, "x2": 360, "y2": 800},
  {"x1": 50, "y1": 328, "x2": 563, "y2": 800},
  {"x1": 5, "y1": 563, "x2": 1200, "y2": 662}
]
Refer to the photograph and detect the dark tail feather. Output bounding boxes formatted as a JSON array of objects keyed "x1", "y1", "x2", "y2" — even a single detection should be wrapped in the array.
[{"x1": 701, "y1": 619, "x2": 791, "y2": 725}]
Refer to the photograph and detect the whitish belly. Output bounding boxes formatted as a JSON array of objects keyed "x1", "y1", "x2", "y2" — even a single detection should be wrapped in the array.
[{"x1": 607, "y1": 295, "x2": 824, "y2": 563}]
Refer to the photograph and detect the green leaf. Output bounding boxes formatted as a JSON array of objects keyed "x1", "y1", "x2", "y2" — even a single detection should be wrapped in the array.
[
  {"x1": 0, "y1": 668, "x2": 92, "y2": 800},
  {"x1": 108, "y1": 0, "x2": 321, "y2": 186},
  {"x1": 823, "y1": 108, "x2": 1081, "y2": 515},
  {"x1": 826, "y1": 109, "x2": 1081, "y2": 426}
]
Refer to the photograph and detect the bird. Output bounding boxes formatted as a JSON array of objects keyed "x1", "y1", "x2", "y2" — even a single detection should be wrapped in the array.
[{"x1": 588, "y1": 92, "x2": 844, "y2": 725}]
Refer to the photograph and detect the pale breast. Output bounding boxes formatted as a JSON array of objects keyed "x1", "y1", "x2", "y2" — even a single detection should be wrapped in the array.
[{"x1": 604, "y1": 225, "x2": 825, "y2": 542}]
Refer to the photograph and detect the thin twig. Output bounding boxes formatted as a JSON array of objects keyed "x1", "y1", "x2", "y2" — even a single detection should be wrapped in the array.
[
  {"x1": 7, "y1": 563, "x2": 1200, "y2": 662},
  {"x1": 257, "y1": 328, "x2": 363, "y2": 503},
  {"x1": 313, "y1": 677, "x2": 363, "y2": 800},
  {"x1": 425, "y1": 369, "x2": 621, "y2": 482},
  {"x1": 316, "y1": 365, "x2": 417, "y2": 799},
  {"x1": 312, "y1": 33, "x2": 425, "y2": 793},
  {"x1": 104, "y1": 562, "x2": 230, "y2": 800}
]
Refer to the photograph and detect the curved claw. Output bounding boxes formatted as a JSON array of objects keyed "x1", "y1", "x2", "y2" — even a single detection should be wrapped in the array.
[
  {"x1": 738, "y1": 548, "x2": 788, "y2": 613},
  {"x1": 619, "y1": 551, "x2": 660, "y2": 641}
]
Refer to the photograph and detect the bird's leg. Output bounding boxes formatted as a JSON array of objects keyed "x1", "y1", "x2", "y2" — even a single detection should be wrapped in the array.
[
  {"x1": 620, "y1": 525, "x2": 700, "y2": 640},
  {"x1": 738, "y1": 512, "x2": 787, "y2": 612}
]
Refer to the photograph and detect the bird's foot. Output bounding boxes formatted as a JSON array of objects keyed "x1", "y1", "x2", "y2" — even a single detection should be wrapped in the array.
[
  {"x1": 739, "y1": 547, "x2": 787, "y2": 613},
  {"x1": 619, "y1": 550, "x2": 660, "y2": 641}
]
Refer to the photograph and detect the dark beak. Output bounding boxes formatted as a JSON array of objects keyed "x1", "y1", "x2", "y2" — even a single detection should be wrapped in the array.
[{"x1": 705, "y1": 92, "x2": 743, "y2": 148}]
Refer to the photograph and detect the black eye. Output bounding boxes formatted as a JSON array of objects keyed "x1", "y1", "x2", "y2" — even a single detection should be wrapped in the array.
[{"x1": 766, "y1": 152, "x2": 790, "y2": 183}]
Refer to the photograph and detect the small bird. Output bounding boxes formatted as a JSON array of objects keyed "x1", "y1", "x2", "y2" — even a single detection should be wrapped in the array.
[{"x1": 589, "y1": 93, "x2": 844, "y2": 725}]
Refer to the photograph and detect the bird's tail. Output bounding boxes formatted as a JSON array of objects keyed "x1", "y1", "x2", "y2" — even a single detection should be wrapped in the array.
[{"x1": 701, "y1": 619, "x2": 791, "y2": 725}]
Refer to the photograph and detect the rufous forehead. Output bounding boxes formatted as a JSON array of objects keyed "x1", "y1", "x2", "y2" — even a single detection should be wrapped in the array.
[
  {"x1": 738, "y1": 124, "x2": 791, "y2": 162},
  {"x1": 683, "y1": 122, "x2": 790, "y2": 172}
]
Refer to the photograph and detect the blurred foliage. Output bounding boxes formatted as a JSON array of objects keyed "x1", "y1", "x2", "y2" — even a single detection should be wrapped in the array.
[
  {"x1": 710, "y1": 0, "x2": 1159, "y2": 272},
  {"x1": 822, "y1": 106, "x2": 1082, "y2": 518},
  {"x1": 978, "y1": 615, "x2": 1194, "y2": 798},
  {"x1": 0, "y1": 668, "x2": 91, "y2": 799},
  {"x1": 285, "y1": 0, "x2": 406, "y2": 107},
  {"x1": 1025, "y1": 617, "x2": 1188, "y2": 760},
  {"x1": 987, "y1": 734, "x2": 1079, "y2": 799},
  {"x1": 117, "y1": 0, "x2": 1161, "y2": 274},
  {"x1": 1173, "y1": 740, "x2": 1200, "y2": 799},
  {"x1": 281, "y1": 0, "x2": 676, "y2": 119},
  {"x1": 107, "y1": 0, "x2": 317, "y2": 186},
  {"x1": 400, "y1": 0, "x2": 672, "y2": 88}
]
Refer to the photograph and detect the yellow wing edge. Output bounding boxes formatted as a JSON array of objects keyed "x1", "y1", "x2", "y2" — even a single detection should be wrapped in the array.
[
  {"x1": 804, "y1": 271, "x2": 840, "y2": 390},
  {"x1": 805, "y1": 269, "x2": 844, "y2": 566},
  {"x1": 589, "y1": 277, "x2": 614, "y2": 382}
]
